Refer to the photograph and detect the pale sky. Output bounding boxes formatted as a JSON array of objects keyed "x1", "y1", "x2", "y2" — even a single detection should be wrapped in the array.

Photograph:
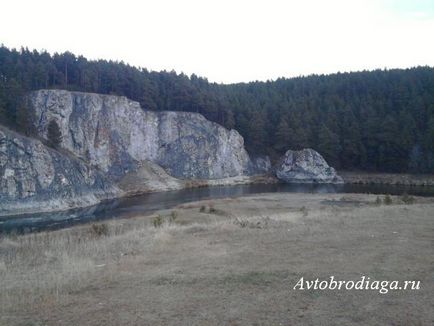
[{"x1": 1, "y1": 0, "x2": 434, "y2": 83}]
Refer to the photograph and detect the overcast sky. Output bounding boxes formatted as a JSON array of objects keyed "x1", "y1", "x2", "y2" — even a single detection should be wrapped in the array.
[{"x1": 1, "y1": 0, "x2": 434, "y2": 83}]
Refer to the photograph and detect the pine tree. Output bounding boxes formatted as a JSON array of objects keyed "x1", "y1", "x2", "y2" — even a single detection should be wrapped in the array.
[
  {"x1": 289, "y1": 127, "x2": 310, "y2": 150},
  {"x1": 16, "y1": 98, "x2": 36, "y2": 136},
  {"x1": 274, "y1": 118, "x2": 290, "y2": 152},
  {"x1": 246, "y1": 110, "x2": 268, "y2": 154},
  {"x1": 408, "y1": 145, "x2": 422, "y2": 172},
  {"x1": 316, "y1": 124, "x2": 341, "y2": 167},
  {"x1": 0, "y1": 103, "x2": 7, "y2": 126},
  {"x1": 47, "y1": 120, "x2": 63, "y2": 149}
]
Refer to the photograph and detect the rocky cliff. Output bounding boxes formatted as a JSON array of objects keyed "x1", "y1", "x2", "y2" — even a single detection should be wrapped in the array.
[
  {"x1": 275, "y1": 148, "x2": 343, "y2": 183},
  {"x1": 0, "y1": 126, "x2": 120, "y2": 216},
  {"x1": 1, "y1": 89, "x2": 271, "y2": 216},
  {"x1": 29, "y1": 90, "x2": 252, "y2": 180},
  {"x1": 1, "y1": 89, "x2": 347, "y2": 217}
]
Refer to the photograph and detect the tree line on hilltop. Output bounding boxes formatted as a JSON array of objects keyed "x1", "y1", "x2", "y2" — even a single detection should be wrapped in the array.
[{"x1": 1, "y1": 45, "x2": 433, "y2": 173}]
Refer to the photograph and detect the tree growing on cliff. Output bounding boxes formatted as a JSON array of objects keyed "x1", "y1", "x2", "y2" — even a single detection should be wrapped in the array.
[
  {"x1": 0, "y1": 104, "x2": 7, "y2": 125},
  {"x1": 47, "y1": 120, "x2": 62, "y2": 149}
]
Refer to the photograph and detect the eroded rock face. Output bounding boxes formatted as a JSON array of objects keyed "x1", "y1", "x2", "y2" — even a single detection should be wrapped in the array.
[
  {"x1": 30, "y1": 90, "x2": 252, "y2": 180},
  {"x1": 0, "y1": 126, "x2": 120, "y2": 216},
  {"x1": 250, "y1": 156, "x2": 272, "y2": 174},
  {"x1": 275, "y1": 149, "x2": 343, "y2": 184}
]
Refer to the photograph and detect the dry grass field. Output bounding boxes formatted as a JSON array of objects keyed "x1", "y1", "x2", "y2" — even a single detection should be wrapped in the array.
[{"x1": 1, "y1": 193, "x2": 433, "y2": 325}]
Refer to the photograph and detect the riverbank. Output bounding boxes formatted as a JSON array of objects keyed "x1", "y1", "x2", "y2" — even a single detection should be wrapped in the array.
[
  {"x1": 0, "y1": 173, "x2": 277, "y2": 218},
  {"x1": 340, "y1": 171, "x2": 434, "y2": 186},
  {"x1": 1, "y1": 192, "x2": 433, "y2": 325},
  {"x1": 4, "y1": 168, "x2": 433, "y2": 219}
]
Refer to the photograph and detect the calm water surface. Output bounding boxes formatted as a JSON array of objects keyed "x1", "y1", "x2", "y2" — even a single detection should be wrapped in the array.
[{"x1": 1, "y1": 183, "x2": 433, "y2": 233}]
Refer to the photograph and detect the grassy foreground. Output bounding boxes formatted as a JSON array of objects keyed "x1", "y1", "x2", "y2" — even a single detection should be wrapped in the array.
[{"x1": 1, "y1": 193, "x2": 433, "y2": 325}]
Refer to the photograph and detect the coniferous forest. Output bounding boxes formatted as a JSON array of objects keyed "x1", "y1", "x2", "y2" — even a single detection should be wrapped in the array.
[{"x1": 1, "y1": 45, "x2": 433, "y2": 173}]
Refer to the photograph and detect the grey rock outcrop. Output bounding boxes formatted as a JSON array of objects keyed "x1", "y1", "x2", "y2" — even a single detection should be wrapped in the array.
[
  {"x1": 30, "y1": 90, "x2": 251, "y2": 180},
  {"x1": 118, "y1": 160, "x2": 184, "y2": 195},
  {"x1": 0, "y1": 126, "x2": 120, "y2": 216},
  {"x1": 250, "y1": 156, "x2": 272, "y2": 174},
  {"x1": 275, "y1": 148, "x2": 343, "y2": 183}
]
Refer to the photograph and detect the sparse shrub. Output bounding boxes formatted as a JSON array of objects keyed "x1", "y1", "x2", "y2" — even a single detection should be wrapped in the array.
[
  {"x1": 233, "y1": 217, "x2": 269, "y2": 229},
  {"x1": 375, "y1": 196, "x2": 382, "y2": 206},
  {"x1": 209, "y1": 205, "x2": 217, "y2": 213},
  {"x1": 7, "y1": 229, "x2": 18, "y2": 240},
  {"x1": 400, "y1": 193, "x2": 415, "y2": 205},
  {"x1": 383, "y1": 194, "x2": 393, "y2": 205},
  {"x1": 169, "y1": 211, "x2": 178, "y2": 223},
  {"x1": 300, "y1": 206, "x2": 308, "y2": 217},
  {"x1": 198, "y1": 204, "x2": 218, "y2": 214},
  {"x1": 234, "y1": 218, "x2": 249, "y2": 228},
  {"x1": 251, "y1": 219, "x2": 268, "y2": 229},
  {"x1": 90, "y1": 223, "x2": 109, "y2": 237},
  {"x1": 153, "y1": 215, "x2": 163, "y2": 228}
]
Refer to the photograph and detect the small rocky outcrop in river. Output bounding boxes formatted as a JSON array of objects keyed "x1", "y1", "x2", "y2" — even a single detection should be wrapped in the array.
[
  {"x1": 29, "y1": 89, "x2": 252, "y2": 180},
  {"x1": 0, "y1": 126, "x2": 120, "y2": 216},
  {"x1": 275, "y1": 148, "x2": 343, "y2": 183}
]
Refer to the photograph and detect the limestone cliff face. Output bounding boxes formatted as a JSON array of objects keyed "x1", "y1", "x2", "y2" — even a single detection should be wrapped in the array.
[
  {"x1": 30, "y1": 90, "x2": 252, "y2": 180},
  {"x1": 0, "y1": 126, "x2": 120, "y2": 216}
]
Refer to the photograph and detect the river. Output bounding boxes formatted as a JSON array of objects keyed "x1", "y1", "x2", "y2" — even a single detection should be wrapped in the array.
[{"x1": 1, "y1": 183, "x2": 433, "y2": 233}]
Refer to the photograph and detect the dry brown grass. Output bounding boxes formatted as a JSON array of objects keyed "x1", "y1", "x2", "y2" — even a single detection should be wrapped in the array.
[
  {"x1": 0, "y1": 208, "x2": 238, "y2": 312},
  {"x1": 1, "y1": 193, "x2": 433, "y2": 325}
]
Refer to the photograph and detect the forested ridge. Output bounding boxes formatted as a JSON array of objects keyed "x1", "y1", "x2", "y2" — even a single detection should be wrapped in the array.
[{"x1": 1, "y1": 45, "x2": 433, "y2": 173}]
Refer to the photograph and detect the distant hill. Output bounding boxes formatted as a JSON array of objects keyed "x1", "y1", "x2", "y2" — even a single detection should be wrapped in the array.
[{"x1": 1, "y1": 45, "x2": 433, "y2": 172}]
